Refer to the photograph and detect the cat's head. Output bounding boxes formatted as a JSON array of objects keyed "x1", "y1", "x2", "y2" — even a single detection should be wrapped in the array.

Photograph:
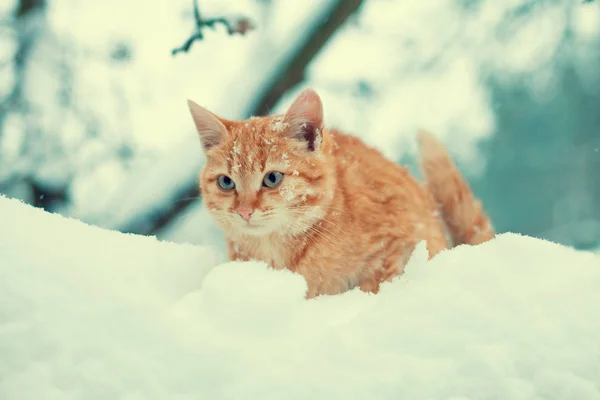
[{"x1": 187, "y1": 88, "x2": 335, "y2": 238}]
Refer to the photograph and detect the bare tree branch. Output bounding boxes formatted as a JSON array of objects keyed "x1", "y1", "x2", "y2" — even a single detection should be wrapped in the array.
[{"x1": 172, "y1": 0, "x2": 254, "y2": 55}]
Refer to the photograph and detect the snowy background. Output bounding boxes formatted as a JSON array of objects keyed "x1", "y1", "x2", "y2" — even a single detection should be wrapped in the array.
[
  {"x1": 2, "y1": 1, "x2": 600, "y2": 398},
  {"x1": 1, "y1": 0, "x2": 599, "y2": 250}
]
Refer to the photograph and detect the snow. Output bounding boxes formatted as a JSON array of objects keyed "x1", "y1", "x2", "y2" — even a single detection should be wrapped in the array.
[
  {"x1": 269, "y1": 116, "x2": 289, "y2": 132},
  {"x1": 2, "y1": 194, "x2": 600, "y2": 399}
]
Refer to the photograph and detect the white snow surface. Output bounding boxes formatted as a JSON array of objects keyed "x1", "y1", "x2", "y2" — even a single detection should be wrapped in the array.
[{"x1": 1, "y1": 195, "x2": 600, "y2": 399}]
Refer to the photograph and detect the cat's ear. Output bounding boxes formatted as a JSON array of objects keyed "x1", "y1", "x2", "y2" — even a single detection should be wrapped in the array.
[
  {"x1": 283, "y1": 88, "x2": 324, "y2": 152},
  {"x1": 187, "y1": 99, "x2": 228, "y2": 152}
]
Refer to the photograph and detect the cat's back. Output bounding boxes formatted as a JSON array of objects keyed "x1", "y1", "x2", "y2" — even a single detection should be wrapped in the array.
[
  {"x1": 326, "y1": 128, "x2": 442, "y2": 237},
  {"x1": 310, "y1": 128, "x2": 447, "y2": 293},
  {"x1": 328, "y1": 129, "x2": 417, "y2": 194}
]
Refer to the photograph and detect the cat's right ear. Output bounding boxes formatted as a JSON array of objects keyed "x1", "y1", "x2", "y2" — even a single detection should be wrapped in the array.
[
  {"x1": 283, "y1": 88, "x2": 324, "y2": 152},
  {"x1": 187, "y1": 99, "x2": 228, "y2": 152}
]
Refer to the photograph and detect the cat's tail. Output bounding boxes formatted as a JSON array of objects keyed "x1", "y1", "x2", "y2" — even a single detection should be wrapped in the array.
[{"x1": 417, "y1": 130, "x2": 495, "y2": 246}]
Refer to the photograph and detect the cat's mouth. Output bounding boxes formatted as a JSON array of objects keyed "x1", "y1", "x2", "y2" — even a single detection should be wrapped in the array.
[{"x1": 237, "y1": 220, "x2": 277, "y2": 236}]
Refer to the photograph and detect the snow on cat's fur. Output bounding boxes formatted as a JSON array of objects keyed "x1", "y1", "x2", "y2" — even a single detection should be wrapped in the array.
[{"x1": 188, "y1": 89, "x2": 494, "y2": 297}]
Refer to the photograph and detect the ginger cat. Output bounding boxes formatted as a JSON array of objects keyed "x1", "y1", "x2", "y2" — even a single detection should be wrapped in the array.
[{"x1": 187, "y1": 88, "x2": 494, "y2": 298}]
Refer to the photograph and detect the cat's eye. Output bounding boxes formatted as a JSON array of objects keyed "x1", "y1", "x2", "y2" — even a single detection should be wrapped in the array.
[
  {"x1": 263, "y1": 171, "x2": 284, "y2": 188},
  {"x1": 217, "y1": 175, "x2": 236, "y2": 191}
]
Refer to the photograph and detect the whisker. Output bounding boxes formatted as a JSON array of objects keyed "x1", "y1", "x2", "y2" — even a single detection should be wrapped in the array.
[
  {"x1": 311, "y1": 223, "x2": 350, "y2": 248},
  {"x1": 283, "y1": 224, "x2": 322, "y2": 249},
  {"x1": 284, "y1": 223, "x2": 330, "y2": 253},
  {"x1": 314, "y1": 217, "x2": 353, "y2": 242},
  {"x1": 288, "y1": 207, "x2": 353, "y2": 245},
  {"x1": 287, "y1": 219, "x2": 345, "y2": 250}
]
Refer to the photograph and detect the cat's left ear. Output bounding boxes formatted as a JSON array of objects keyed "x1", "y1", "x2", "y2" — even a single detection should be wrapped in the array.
[
  {"x1": 187, "y1": 99, "x2": 228, "y2": 152},
  {"x1": 283, "y1": 88, "x2": 324, "y2": 152}
]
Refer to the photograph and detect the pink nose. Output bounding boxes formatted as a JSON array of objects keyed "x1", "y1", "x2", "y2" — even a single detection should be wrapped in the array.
[{"x1": 237, "y1": 209, "x2": 254, "y2": 222}]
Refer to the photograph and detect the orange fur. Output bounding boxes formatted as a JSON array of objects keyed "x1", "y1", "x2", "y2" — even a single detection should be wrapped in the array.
[
  {"x1": 417, "y1": 130, "x2": 495, "y2": 246},
  {"x1": 187, "y1": 89, "x2": 494, "y2": 298}
]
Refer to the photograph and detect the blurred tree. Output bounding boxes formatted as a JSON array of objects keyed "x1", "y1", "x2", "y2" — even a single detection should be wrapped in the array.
[
  {"x1": 0, "y1": 0, "x2": 143, "y2": 212},
  {"x1": 1, "y1": 0, "x2": 51, "y2": 206},
  {"x1": 474, "y1": 66, "x2": 600, "y2": 250}
]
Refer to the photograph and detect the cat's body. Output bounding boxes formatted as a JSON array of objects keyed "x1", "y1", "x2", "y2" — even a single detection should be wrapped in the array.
[
  {"x1": 188, "y1": 89, "x2": 494, "y2": 298},
  {"x1": 226, "y1": 128, "x2": 450, "y2": 297}
]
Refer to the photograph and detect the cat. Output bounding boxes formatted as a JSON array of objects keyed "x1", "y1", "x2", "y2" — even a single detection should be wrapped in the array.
[{"x1": 187, "y1": 88, "x2": 494, "y2": 298}]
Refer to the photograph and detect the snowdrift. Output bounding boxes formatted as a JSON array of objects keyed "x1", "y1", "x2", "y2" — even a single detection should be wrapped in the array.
[{"x1": 1, "y1": 195, "x2": 599, "y2": 399}]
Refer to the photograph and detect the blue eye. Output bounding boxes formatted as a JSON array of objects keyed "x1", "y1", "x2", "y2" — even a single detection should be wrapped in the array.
[
  {"x1": 263, "y1": 171, "x2": 284, "y2": 188},
  {"x1": 217, "y1": 175, "x2": 236, "y2": 191}
]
